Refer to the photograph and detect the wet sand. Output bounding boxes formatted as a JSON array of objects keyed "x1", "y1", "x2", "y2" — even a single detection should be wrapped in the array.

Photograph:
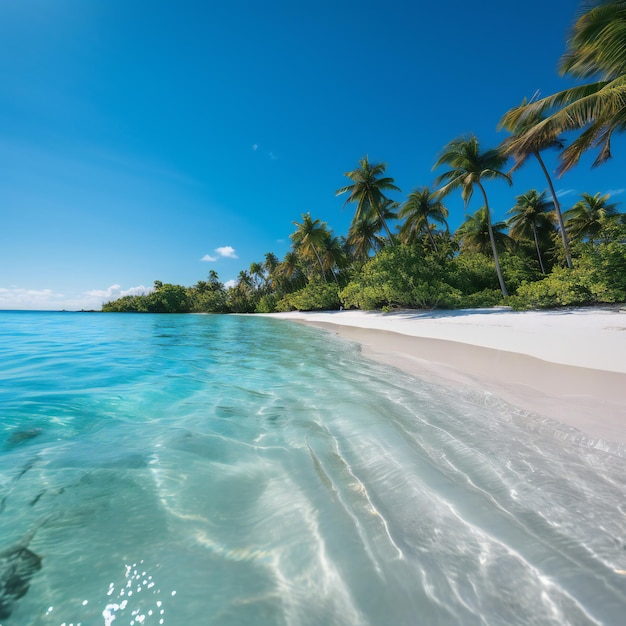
[{"x1": 266, "y1": 308, "x2": 626, "y2": 445}]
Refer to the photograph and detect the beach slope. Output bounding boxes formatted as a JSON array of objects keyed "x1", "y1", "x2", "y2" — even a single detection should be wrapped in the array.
[{"x1": 266, "y1": 307, "x2": 626, "y2": 445}]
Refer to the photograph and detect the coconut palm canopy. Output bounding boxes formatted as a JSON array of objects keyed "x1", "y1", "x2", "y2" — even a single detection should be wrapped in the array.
[
  {"x1": 433, "y1": 136, "x2": 513, "y2": 296},
  {"x1": 501, "y1": 1, "x2": 626, "y2": 175},
  {"x1": 564, "y1": 191, "x2": 621, "y2": 241}
]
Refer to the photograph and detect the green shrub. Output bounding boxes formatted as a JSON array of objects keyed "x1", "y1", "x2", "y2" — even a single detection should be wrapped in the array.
[
  {"x1": 146, "y1": 283, "x2": 190, "y2": 313},
  {"x1": 255, "y1": 294, "x2": 279, "y2": 313},
  {"x1": 459, "y1": 289, "x2": 504, "y2": 308},
  {"x1": 339, "y1": 245, "x2": 464, "y2": 310},
  {"x1": 447, "y1": 252, "x2": 499, "y2": 294},
  {"x1": 510, "y1": 240, "x2": 626, "y2": 309},
  {"x1": 275, "y1": 282, "x2": 340, "y2": 311}
]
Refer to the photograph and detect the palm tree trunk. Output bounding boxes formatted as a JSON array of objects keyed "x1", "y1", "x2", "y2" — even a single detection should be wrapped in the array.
[
  {"x1": 369, "y1": 190, "x2": 395, "y2": 247},
  {"x1": 310, "y1": 244, "x2": 329, "y2": 284},
  {"x1": 534, "y1": 151, "x2": 573, "y2": 269},
  {"x1": 531, "y1": 221, "x2": 546, "y2": 274},
  {"x1": 478, "y1": 183, "x2": 509, "y2": 297},
  {"x1": 426, "y1": 224, "x2": 439, "y2": 253}
]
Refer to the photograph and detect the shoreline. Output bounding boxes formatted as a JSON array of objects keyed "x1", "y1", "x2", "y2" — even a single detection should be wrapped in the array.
[{"x1": 265, "y1": 308, "x2": 626, "y2": 446}]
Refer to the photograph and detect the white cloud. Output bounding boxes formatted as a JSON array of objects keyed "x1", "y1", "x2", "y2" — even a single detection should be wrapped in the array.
[
  {"x1": 215, "y1": 246, "x2": 238, "y2": 259},
  {"x1": 0, "y1": 284, "x2": 152, "y2": 311},
  {"x1": 224, "y1": 279, "x2": 237, "y2": 289},
  {"x1": 86, "y1": 284, "x2": 151, "y2": 299},
  {"x1": 606, "y1": 188, "x2": 625, "y2": 197},
  {"x1": 201, "y1": 246, "x2": 238, "y2": 262},
  {"x1": 556, "y1": 189, "x2": 576, "y2": 198},
  {"x1": 0, "y1": 287, "x2": 65, "y2": 310},
  {"x1": 252, "y1": 144, "x2": 258, "y2": 151}
]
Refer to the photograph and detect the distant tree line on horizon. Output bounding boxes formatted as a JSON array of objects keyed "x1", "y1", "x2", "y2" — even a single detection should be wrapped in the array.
[{"x1": 103, "y1": 1, "x2": 626, "y2": 315}]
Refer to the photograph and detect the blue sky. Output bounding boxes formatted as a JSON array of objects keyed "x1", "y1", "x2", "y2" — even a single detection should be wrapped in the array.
[{"x1": 1, "y1": 0, "x2": 624, "y2": 310}]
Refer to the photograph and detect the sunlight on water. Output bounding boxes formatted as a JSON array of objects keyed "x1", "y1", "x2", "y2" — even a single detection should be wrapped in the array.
[{"x1": 0, "y1": 311, "x2": 625, "y2": 625}]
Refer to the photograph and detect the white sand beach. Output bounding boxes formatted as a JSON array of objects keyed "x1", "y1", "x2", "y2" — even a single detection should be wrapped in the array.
[{"x1": 267, "y1": 307, "x2": 626, "y2": 445}]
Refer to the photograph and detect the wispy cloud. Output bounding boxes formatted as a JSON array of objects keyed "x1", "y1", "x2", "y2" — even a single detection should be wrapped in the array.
[
  {"x1": 0, "y1": 287, "x2": 65, "y2": 310},
  {"x1": 86, "y1": 284, "x2": 151, "y2": 299},
  {"x1": 556, "y1": 189, "x2": 576, "y2": 198},
  {"x1": 251, "y1": 143, "x2": 277, "y2": 160},
  {"x1": 606, "y1": 188, "x2": 625, "y2": 197},
  {"x1": 201, "y1": 254, "x2": 217, "y2": 262},
  {"x1": 0, "y1": 284, "x2": 151, "y2": 311}
]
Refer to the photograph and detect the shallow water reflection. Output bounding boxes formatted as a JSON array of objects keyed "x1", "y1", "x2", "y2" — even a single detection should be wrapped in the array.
[{"x1": 0, "y1": 312, "x2": 624, "y2": 625}]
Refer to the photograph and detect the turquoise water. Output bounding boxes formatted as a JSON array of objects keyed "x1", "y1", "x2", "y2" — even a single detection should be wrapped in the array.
[{"x1": 0, "y1": 311, "x2": 625, "y2": 626}]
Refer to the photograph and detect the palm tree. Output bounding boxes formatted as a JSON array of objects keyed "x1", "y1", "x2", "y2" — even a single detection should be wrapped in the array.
[
  {"x1": 276, "y1": 251, "x2": 305, "y2": 290},
  {"x1": 336, "y1": 156, "x2": 400, "y2": 246},
  {"x1": 346, "y1": 216, "x2": 386, "y2": 261},
  {"x1": 499, "y1": 101, "x2": 573, "y2": 268},
  {"x1": 264, "y1": 252, "x2": 279, "y2": 275},
  {"x1": 564, "y1": 191, "x2": 620, "y2": 242},
  {"x1": 507, "y1": 190, "x2": 555, "y2": 274},
  {"x1": 500, "y1": 1, "x2": 626, "y2": 174},
  {"x1": 249, "y1": 262, "x2": 264, "y2": 289},
  {"x1": 398, "y1": 187, "x2": 449, "y2": 250},
  {"x1": 290, "y1": 213, "x2": 331, "y2": 281},
  {"x1": 318, "y1": 235, "x2": 346, "y2": 285},
  {"x1": 263, "y1": 252, "x2": 280, "y2": 290},
  {"x1": 455, "y1": 207, "x2": 511, "y2": 256},
  {"x1": 433, "y1": 136, "x2": 512, "y2": 296}
]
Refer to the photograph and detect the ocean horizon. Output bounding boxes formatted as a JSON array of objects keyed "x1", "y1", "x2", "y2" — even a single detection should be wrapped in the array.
[{"x1": 1, "y1": 311, "x2": 625, "y2": 625}]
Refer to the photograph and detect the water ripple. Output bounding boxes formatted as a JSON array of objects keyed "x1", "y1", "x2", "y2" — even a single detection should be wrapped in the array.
[{"x1": 0, "y1": 312, "x2": 624, "y2": 625}]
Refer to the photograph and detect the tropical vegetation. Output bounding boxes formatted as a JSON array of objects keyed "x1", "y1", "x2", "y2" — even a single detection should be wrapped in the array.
[{"x1": 103, "y1": 1, "x2": 626, "y2": 315}]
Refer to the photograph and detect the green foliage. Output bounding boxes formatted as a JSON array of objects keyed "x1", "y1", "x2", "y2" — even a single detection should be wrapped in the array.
[
  {"x1": 458, "y1": 289, "x2": 504, "y2": 309},
  {"x1": 226, "y1": 290, "x2": 257, "y2": 313},
  {"x1": 145, "y1": 283, "x2": 190, "y2": 313},
  {"x1": 188, "y1": 288, "x2": 228, "y2": 313},
  {"x1": 275, "y1": 282, "x2": 341, "y2": 312},
  {"x1": 102, "y1": 295, "x2": 150, "y2": 312},
  {"x1": 499, "y1": 2, "x2": 626, "y2": 174},
  {"x1": 499, "y1": 252, "x2": 542, "y2": 292},
  {"x1": 448, "y1": 252, "x2": 499, "y2": 294},
  {"x1": 336, "y1": 156, "x2": 400, "y2": 246},
  {"x1": 255, "y1": 293, "x2": 280, "y2": 313},
  {"x1": 339, "y1": 245, "x2": 463, "y2": 310},
  {"x1": 510, "y1": 238, "x2": 626, "y2": 309}
]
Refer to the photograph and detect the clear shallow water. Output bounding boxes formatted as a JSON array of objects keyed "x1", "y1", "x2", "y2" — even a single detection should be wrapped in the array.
[{"x1": 0, "y1": 311, "x2": 625, "y2": 626}]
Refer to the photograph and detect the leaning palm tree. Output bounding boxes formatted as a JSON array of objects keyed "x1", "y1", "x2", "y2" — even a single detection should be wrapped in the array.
[
  {"x1": 507, "y1": 189, "x2": 555, "y2": 274},
  {"x1": 336, "y1": 156, "x2": 400, "y2": 246},
  {"x1": 398, "y1": 187, "x2": 449, "y2": 250},
  {"x1": 499, "y1": 101, "x2": 573, "y2": 268},
  {"x1": 500, "y1": 1, "x2": 626, "y2": 174},
  {"x1": 433, "y1": 136, "x2": 512, "y2": 296},
  {"x1": 455, "y1": 207, "x2": 511, "y2": 256},
  {"x1": 564, "y1": 191, "x2": 620, "y2": 242}
]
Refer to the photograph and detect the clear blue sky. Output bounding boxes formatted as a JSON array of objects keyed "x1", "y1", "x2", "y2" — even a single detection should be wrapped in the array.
[{"x1": 1, "y1": 0, "x2": 623, "y2": 310}]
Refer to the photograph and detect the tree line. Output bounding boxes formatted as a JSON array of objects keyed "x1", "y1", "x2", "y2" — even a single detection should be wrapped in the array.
[{"x1": 103, "y1": 1, "x2": 626, "y2": 314}]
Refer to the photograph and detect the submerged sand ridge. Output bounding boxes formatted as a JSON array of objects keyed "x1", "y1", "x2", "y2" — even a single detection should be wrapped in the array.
[{"x1": 265, "y1": 307, "x2": 626, "y2": 445}]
